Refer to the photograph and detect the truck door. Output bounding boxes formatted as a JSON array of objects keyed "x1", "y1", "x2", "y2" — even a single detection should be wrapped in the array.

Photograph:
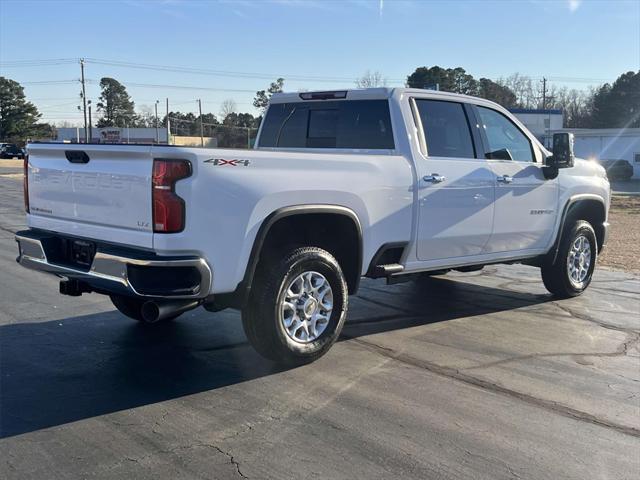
[
  {"x1": 413, "y1": 99, "x2": 495, "y2": 261},
  {"x1": 473, "y1": 105, "x2": 558, "y2": 253}
]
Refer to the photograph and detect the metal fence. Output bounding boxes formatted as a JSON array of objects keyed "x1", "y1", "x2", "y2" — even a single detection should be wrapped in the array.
[{"x1": 168, "y1": 117, "x2": 259, "y2": 149}]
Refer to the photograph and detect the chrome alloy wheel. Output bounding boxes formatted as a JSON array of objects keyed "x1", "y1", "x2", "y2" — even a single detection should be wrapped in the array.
[
  {"x1": 280, "y1": 271, "x2": 333, "y2": 343},
  {"x1": 567, "y1": 234, "x2": 592, "y2": 288}
]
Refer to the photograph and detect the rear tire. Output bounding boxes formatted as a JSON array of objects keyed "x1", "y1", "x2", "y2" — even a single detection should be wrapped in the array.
[
  {"x1": 110, "y1": 295, "x2": 179, "y2": 324},
  {"x1": 241, "y1": 247, "x2": 348, "y2": 365},
  {"x1": 541, "y1": 220, "x2": 597, "y2": 298}
]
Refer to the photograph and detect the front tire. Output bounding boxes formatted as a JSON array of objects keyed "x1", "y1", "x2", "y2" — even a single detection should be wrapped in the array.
[
  {"x1": 242, "y1": 247, "x2": 348, "y2": 365},
  {"x1": 541, "y1": 220, "x2": 597, "y2": 298}
]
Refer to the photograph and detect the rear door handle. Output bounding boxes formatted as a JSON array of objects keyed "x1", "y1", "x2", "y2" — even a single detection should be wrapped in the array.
[
  {"x1": 497, "y1": 175, "x2": 513, "y2": 184},
  {"x1": 423, "y1": 173, "x2": 445, "y2": 184}
]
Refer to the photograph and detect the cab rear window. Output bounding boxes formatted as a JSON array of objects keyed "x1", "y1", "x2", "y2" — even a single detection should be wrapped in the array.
[{"x1": 259, "y1": 100, "x2": 394, "y2": 149}]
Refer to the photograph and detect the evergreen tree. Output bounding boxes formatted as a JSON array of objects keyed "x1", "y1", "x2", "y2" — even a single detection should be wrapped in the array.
[
  {"x1": 0, "y1": 76, "x2": 53, "y2": 141},
  {"x1": 96, "y1": 78, "x2": 136, "y2": 127},
  {"x1": 590, "y1": 71, "x2": 640, "y2": 128}
]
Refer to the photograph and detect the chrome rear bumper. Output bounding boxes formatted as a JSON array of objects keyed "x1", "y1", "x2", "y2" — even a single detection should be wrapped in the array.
[{"x1": 15, "y1": 230, "x2": 212, "y2": 299}]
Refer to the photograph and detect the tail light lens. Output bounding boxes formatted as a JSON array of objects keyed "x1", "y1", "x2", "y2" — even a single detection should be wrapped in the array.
[
  {"x1": 152, "y1": 159, "x2": 191, "y2": 233},
  {"x1": 23, "y1": 155, "x2": 30, "y2": 213}
]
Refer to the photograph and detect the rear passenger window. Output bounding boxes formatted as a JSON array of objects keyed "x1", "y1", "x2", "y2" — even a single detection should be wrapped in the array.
[
  {"x1": 259, "y1": 100, "x2": 394, "y2": 149},
  {"x1": 337, "y1": 101, "x2": 394, "y2": 149},
  {"x1": 477, "y1": 106, "x2": 534, "y2": 162},
  {"x1": 415, "y1": 100, "x2": 476, "y2": 159}
]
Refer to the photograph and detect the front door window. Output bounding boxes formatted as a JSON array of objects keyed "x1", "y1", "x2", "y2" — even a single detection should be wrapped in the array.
[{"x1": 477, "y1": 106, "x2": 534, "y2": 162}]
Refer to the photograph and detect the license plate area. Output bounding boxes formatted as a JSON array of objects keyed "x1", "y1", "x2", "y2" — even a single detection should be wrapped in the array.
[
  {"x1": 44, "y1": 236, "x2": 97, "y2": 271},
  {"x1": 69, "y1": 240, "x2": 96, "y2": 268}
]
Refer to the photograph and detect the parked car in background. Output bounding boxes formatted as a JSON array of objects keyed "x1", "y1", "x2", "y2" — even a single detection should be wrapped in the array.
[
  {"x1": 600, "y1": 159, "x2": 634, "y2": 180},
  {"x1": 0, "y1": 143, "x2": 26, "y2": 159}
]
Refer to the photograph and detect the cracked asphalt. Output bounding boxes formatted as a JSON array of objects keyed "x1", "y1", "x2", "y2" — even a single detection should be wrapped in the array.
[{"x1": 0, "y1": 174, "x2": 639, "y2": 479}]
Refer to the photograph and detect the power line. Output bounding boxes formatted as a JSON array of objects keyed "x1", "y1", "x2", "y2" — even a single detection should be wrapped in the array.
[
  {"x1": 21, "y1": 79, "x2": 80, "y2": 85},
  {"x1": 30, "y1": 97, "x2": 79, "y2": 101},
  {"x1": 0, "y1": 58, "x2": 78, "y2": 67},
  {"x1": 3, "y1": 56, "x2": 614, "y2": 85},
  {"x1": 159, "y1": 99, "x2": 254, "y2": 107},
  {"x1": 83, "y1": 57, "x2": 396, "y2": 84},
  {"x1": 123, "y1": 81, "x2": 258, "y2": 93},
  {"x1": 82, "y1": 58, "x2": 615, "y2": 85},
  {"x1": 544, "y1": 75, "x2": 612, "y2": 83},
  {"x1": 37, "y1": 102, "x2": 83, "y2": 109}
]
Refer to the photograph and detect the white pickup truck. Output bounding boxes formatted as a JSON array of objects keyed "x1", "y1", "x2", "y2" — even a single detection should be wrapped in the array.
[{"x1": 16, "y1": 88, "x2": 610, "y2": 364}]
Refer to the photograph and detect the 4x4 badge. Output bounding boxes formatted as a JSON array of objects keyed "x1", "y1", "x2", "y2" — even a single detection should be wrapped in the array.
[{"x1": 204, "y1": 158, "x2": 251, "y2": 166}]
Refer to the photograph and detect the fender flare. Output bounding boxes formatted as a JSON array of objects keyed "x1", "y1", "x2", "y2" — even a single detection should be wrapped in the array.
[
  {"x1": 550, "y1": 194, "x2": 607, "y2": 264},
  {"x1": 234, "y1": 204, "x2": 363, "y2": 307}
]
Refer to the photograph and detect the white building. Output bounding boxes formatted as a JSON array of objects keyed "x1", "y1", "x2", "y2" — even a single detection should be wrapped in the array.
[
  {"x1": 56, "y1": 127, "x2": 168, "y2": 144},
  {"x1": 510, "y1": 109, "x2": 564, "y2": 140},
  {"x1": 544, "y1": 128, "x2": 640, "y2": 179},
  {"x1": 511, "y1": 108, "x2": 640, "y2": 180}
]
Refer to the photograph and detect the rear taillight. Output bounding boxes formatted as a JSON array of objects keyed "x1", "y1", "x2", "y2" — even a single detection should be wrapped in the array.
[
  {"x1": 152, "y1": 159, "x2": 191, "y2": 233},
  {"x1": 23, "y1": 155, "x2": 29, "y2": 213}
]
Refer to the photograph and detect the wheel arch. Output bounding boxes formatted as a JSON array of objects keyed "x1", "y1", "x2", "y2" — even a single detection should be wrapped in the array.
[
  {"x1": 550, "y1": 194, "x2": 608, "y2": 263},
  {"x1": 235, "y1": 205, "x2": 363, "y2": 307}
]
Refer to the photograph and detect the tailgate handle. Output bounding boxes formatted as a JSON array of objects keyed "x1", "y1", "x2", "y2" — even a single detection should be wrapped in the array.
[{"x1": 65, "y1": 150, "x2": 90, "y2": 164}]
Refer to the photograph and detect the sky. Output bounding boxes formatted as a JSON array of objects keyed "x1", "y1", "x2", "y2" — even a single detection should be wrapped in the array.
[{"x1": 0, "y1": 0, "x2": 639, "y2": 125}]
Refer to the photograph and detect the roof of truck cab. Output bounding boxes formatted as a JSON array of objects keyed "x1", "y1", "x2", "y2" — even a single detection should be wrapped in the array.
[
  {"x1": 269, "y1": 88, "x2": 497, "y2": 105},
  {"x1": 270, "y1": 88, "x2": 393, "y2": 103}
]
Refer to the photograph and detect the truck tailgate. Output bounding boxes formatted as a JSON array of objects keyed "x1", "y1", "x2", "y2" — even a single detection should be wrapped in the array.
[{"x1": 26, "y1": 144, "x2": 154, "y2": 248}]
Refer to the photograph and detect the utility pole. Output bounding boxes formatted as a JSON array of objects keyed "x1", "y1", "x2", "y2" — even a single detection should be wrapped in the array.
[
  {"x1": 155, "y1": 100, "x2": 160, "y2": 144},
  {"x1": 87, "y1": 100, "x2": 93, "y2": 142},
  {"x1": 80, "y1": 59, "x2": 88, "y2": 143},
  {"x1": 541, "y1": 77, "x2": 547, "y2": 110},
  {"x1": 198, "y1": 99, "x2": 204, "y2": 147},
  {"x1": 165, "y1": 98, "x2": 170, "y2": 145}
]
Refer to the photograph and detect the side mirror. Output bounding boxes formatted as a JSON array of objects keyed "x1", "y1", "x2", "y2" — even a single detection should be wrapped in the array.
[{"x1": 547, "y1": 132, "x2": 575, "y2": 169}]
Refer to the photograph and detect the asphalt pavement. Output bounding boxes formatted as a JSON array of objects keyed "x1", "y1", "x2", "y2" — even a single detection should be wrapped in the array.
[{"x1": 0, "y1": 174, "x2": 639, "y2": 479}]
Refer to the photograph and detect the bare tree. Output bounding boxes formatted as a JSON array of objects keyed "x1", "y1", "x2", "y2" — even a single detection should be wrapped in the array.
[
  {"x1": 135, "y1": 104, "x2": 156, "y2": 128},
  {"x1": 355, "y1": 70, "x2": 387, "y2": 88},
  {"x1": 497, "y1": 73, "x2": 541, "y2": 108},
  {"x1": 548, "y1": 86, "x2": 597, "y2": 128},
  {"x1": 498, "y1": 73, "x2": 598, "y2": 126},
  {"x1": 220, "y1": 99, "x2": 237, "y2": 120}
]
